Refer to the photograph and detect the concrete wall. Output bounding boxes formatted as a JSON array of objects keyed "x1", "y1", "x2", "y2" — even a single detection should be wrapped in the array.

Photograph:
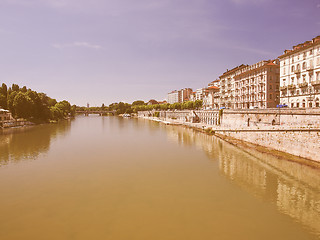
[
  {"x1": 218, "y1": 130, "x2": 320, "y2": 161},
  {"x1": 138, "y1": 108, "x2": 320, "y2": 162}
]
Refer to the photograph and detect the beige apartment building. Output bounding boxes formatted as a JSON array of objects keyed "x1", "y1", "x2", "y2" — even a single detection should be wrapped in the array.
[
  {"x1": 219, "y1": 61, "x2": 280, "y2": 109},
  {"x1": 203, "y1": 86, "x2": 220, "y2": 109},
  {"x1": 279, "y1": 36, "x2": 320, "y2": 108},
  {"x1": 234, "y1": 60, "x2": 280, "y2": 109},
  {"x1": 167, "y1": 88, "x2": 193, "y2": 104},
  {"x1": 219, "y1": 64, "x2": 247, "y2": 108}
]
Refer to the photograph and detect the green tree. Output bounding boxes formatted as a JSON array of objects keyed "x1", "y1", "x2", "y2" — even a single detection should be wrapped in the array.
[
  {"x1": 50, "y1": 106, "x2": 63, "y2": 120},
  {"x1": 0, "y1": 83, "x2": 8, "y2": 109},
  {"x1": 13, "y1": 92, "x2": 33, "y2": 119},
  {"x1": 132, "y1": 100, "x2": 145, "y2": 106}
]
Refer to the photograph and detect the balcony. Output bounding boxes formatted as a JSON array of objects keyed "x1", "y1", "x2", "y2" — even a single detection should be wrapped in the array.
[
  {"x1": 293, "y1": 69, "x2": 300, "y2": 74},
  {"x1": 298, "y1": 82, "x2": 308, "y2": 88},
  {"x1": 280, "y1": 86, "x2": 287, "y2": 91},
  {"x1": 311, "y1": 80, "x2": 320, "y2": 86},
  {"x1": 287, "y1": 84, "x2": 296, "y2": 89},
  {"x1": 307, "y1": 66, "x2": 314, "y2": 71}
]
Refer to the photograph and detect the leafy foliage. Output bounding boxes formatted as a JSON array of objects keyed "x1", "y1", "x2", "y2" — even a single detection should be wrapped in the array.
[{"x1": 0, "y1": 83, "x2": 74, "y2": 122}]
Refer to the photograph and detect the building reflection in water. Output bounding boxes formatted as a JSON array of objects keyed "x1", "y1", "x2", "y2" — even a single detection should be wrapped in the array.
[
  {"x1": 0, "y1": 120, "x2": 71, "y2": 165},
  {"x1": 163, "y1": 124, "x2": 320, "y2": 237}
]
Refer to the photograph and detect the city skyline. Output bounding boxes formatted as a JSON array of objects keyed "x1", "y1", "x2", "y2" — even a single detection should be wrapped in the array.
[{"x1": 0, "y1": 0, "x2": 319, "y2": 106}]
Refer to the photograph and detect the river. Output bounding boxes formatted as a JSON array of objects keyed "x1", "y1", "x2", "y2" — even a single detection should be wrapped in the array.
[{"x1": 0, "y1": 115, "x2": 319, "y2": 240}]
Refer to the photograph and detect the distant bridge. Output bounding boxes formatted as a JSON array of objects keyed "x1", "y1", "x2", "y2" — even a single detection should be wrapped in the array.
[{"x1": 76, "y1": 110, "x2": 116, "y2": 116}]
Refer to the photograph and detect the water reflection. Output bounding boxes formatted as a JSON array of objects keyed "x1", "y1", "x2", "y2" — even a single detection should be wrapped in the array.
[
  {"x1": 163, "y1": 124, "x2": 320, "y2": 237},
  {"x1": 0, "y1": 121, "x2": 71, "y2": 165}
]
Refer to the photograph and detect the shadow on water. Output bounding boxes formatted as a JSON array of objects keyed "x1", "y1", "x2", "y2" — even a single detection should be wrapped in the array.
[
  {"x1": 162, "y1": 124, "x2": 320, "y2": 237},
  {"x1": 0, "y1": 120, "x2": 72, "y2": 165}
]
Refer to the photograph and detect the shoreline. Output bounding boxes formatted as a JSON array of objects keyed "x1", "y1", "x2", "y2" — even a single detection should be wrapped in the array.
[{"x1": 139, "y1": 116, "x2": 320, "y2": 169}]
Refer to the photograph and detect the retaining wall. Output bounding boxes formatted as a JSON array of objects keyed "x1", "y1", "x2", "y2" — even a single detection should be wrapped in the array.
[{"x1": 138, "y1": 109, "x2": 320, "y2": 162}]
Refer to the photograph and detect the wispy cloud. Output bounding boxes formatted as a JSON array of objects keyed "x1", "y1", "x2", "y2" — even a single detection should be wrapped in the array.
[
  {"x1": 230, "y1": 45, "x2": 276, "y2": 57},
  {"x1": 53, "y1": 41, "x2": 103, "y2": 50},
  {"x1": 230, "y1": 0, "x2": 267, "y2": 5}
]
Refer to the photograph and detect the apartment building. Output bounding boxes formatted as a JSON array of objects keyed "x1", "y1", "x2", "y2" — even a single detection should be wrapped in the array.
[
  {"x1": 167, "y1": 88, "x2": 193, "y2": 104},
  {"x1": 219, "y1": 64, "x2": 247, "y2": 108},
  {"x1": 167, "y1": 90, "x2": 180, "y2": 104},
  {"x1": 279, "y1": 36, "x2": 320, "y2": 108},
  {"x1": 180, "y1": 88, "x2": 193, "y2": 102},
  {"x1": 234, "y1": 60, "x2": 280, "y2": 109},
  {"x1": 203, "y1": 86, "x2": 220, "y2": 109}
]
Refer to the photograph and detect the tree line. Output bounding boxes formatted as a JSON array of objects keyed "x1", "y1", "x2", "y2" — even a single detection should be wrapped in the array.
[
  {"x1": 76, "y1": 100, "x2": 203, "y2": 115},
  {"x1": 0, "y1": 83, "x2": 75, "y2": 122}
]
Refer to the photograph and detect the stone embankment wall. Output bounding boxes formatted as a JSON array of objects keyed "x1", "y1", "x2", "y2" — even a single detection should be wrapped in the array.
[{"x1": 138, "y1": 109, "x2": 320, "y2": 162}]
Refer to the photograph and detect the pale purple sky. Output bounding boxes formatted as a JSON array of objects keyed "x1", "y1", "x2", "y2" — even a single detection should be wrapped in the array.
[{"x1": 0, "y1": 0, "x2": 319, "y2": 106}]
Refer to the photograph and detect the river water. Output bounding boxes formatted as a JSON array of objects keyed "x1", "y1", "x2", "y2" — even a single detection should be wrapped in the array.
[{"x1": 0, "y1": 116, "x2": 319, "y2": 240}]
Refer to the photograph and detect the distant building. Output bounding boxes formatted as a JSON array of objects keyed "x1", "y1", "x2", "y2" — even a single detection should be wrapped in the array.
[
  {"x1": 203, "y1": 86, "x2": 220, "y2": 109},
  {"x1": 167, "y1": 88, "x2": 193, "y2": 104},
  {"x1": 279, "y1": 35, "x2": 320, "y2": 108},
  {"x1": 195, "y1": 88, "x2": 206, "y2": 101},
  {"x1": 0, "y1": 109, "x2": 13, "y2": 127},
  {"x1": 189, "y1": 92, "x2": 196, "y2": 102},
  {"x1": 167, "y1": 90, "x2": 180, "y2": 104},
  {"x1": 180, "y1": 88, "x2": 193, "y2": 102},
  {"x1": 147, "y1": 99, "x2": 159, "y2": 105},
  {"x1": 158, "y1": 100, "x2": 167, "y2": 105}
]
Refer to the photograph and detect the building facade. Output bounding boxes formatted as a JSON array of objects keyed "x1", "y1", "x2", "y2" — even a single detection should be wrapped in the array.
[
  {"x1": 203, "y1": 86, "x2": 220, "y2": 109},
  {"x1": 0, "y1": 109, "x2": 13, "y2": 127},
  {"x1": 279, "y1": 36, "x2": 320, "y2": 108},
  {"x1": 180, "y1": 88, "x2": 193, "y2": 103},
  {"x1": 167, "y1": 90, "x2": 180, "y2": 104},
  {"x1": 219, "y1": 64, "x2": 248, "y2": 109},
  {"x1": 234, "y1": 60, "x2": 280, "y2": 109}
]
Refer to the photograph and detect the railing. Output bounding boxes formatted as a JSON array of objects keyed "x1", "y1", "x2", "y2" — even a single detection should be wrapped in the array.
[
  {"x1": 311, "y1": 80, "x2": 320, "y2": 86},
  {"x1": 307, "y1": 66, "x2": 314, "y2": 71},
  {"x1": 298, "y1": 82, "x2": 308, "y2": 88},
  {"x1": 287, "y1": 84, "x2": 296, "y2": 89}
]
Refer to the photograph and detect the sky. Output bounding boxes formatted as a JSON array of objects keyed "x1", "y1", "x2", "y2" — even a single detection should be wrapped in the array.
[{"x1": 0, "y1": 0, "x2": 319, "y2": 106}]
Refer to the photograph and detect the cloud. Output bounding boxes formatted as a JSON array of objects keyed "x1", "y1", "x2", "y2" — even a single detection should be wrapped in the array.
[
  {"x1": 73, "y1": 41, "x2": 102, "y2": 49},
  {"x1": 230, "y1": 0, "x2": 267, "y2": 5},
  {"x1": 230, "y1": 45, "x2": 276, "y2": 56},
  {"x1": 52, "y1": 41, "x2": 103, "y2": 50}
]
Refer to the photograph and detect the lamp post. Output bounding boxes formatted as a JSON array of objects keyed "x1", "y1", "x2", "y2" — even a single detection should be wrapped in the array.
[{"x1": 276, "y1": 96, "x2": 281, "y2": 125}]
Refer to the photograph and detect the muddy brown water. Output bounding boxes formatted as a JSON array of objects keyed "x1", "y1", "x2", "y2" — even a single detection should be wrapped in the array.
[{"x1": 0, "y1": 116, "x2": 319, "y2": 240}]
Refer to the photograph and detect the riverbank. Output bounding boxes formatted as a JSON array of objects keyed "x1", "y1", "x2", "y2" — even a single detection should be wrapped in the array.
[{"x1": 138, "y1": 115, "x2": 320, "y2": 168}]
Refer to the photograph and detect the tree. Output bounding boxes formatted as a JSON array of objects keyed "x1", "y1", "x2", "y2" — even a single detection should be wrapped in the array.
[
  {"x1": 0, "y1": 83, "x2": 8, "y2": 109},
  {"x1": 50, "y1": 106, "x2": 63, "y2": 120},
  {"x1": 132, "y1": 100, "x2": 145, "y2": 106},
  {"x1": 12, "y1": 84, "x2": 19, "y2": 92},
  {"x1": 13, "y1": 92, "x2": 33, "y2": 119},
  {"x1": 195, "y1": 100, "x2": 203, "y2": 109}
]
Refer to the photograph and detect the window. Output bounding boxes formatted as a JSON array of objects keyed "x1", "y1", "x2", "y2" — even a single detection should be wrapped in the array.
[
  {"x1": 302, "y1": 62, "x2": 306, "y2": 69},
  {"x1": 270, "y1": 85, "x2": 272, "y2": 90},
  {"x1": 296, "y1": 64, "x2": 300, "y2": 71},
  {"x1": 270, "y1": 94, "x2": 272, "y2": 100},
  {"x1": 291, "y1": 66, "x2": 295, "y2": 72},
  {"x1": 310, "y1": 49, "x2": 313, "y2": 55}
]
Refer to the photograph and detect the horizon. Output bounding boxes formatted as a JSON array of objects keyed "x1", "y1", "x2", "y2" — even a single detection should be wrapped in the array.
[{"x1": 0, "y1": 0, "x2": 319, "y2": 106}]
